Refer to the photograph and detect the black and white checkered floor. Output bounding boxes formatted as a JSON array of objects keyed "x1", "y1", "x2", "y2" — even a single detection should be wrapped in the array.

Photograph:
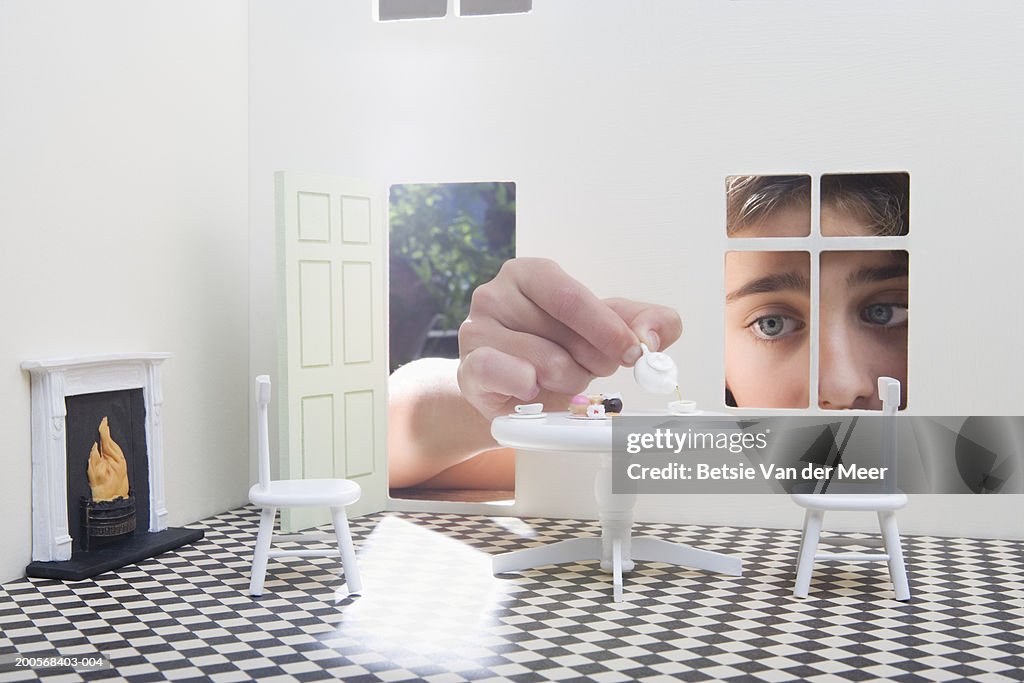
[{"x1": 1, "y1": 507, "x2": 1022, "y2": 682}]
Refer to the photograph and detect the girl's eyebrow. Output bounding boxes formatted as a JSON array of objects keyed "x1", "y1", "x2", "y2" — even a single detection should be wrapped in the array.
[
  {"x1": 846, "y1": 264, "x2": 909, "y2": 287},
  {"x1": 727, "y1": 271, "x2": 809, "y2": 302}
]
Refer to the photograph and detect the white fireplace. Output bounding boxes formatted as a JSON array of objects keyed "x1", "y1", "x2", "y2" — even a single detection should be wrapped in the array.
[{"x1": 23, "y1": 352, "x2": 172, "y2": 562}]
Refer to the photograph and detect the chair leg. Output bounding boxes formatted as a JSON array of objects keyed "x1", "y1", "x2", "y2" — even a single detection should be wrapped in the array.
[
  {"x1": 794, "y1": 509, "x2": 824, "y2": 598},
  {"x1": 331, "y1": 507, "x2": 362, "y2": 595},
  {"x1": 878, "y1": 511, "x2": 911, "y2": 601},
  {"x1": 250, "y1": 506, "x2": 277, "y2": 596}
]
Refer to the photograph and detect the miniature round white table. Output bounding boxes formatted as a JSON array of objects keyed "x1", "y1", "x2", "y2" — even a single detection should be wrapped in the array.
[{"x1": 491, "y1": 412, "x2": 744, "y2": 602}]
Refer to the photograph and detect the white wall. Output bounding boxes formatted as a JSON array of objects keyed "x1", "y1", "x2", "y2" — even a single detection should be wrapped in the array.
[
  {"x1": 0, "y1": 1, "x2": 250, "y2": 583},
  {"x1": 249, "y1": 0, "x2": 1023, "y2": 538}
]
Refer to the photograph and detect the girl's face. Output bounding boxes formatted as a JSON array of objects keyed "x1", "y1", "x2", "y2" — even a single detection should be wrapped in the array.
[{"x1": 725, "y1": 214, "x2": 908, "y2": 410}]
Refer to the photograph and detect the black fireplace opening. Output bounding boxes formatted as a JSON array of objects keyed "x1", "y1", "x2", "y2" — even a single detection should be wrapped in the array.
[{"x1": 65, "y1": 389, "x2": 150, "y2": 554}]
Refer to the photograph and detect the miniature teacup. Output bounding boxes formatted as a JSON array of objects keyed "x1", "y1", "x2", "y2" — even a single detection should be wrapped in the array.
[{"x1": 668, "y1": 400, "x2": 698, "y2": 414}]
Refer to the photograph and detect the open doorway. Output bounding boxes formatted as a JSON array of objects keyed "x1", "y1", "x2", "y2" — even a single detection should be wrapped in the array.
[{"x1": 388, "y1": 181, "x2": 516, "y2": 503}]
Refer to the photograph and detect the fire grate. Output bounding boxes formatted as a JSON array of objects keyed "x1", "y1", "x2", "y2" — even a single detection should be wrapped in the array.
[{"x1": 79, "y1": 495, "x2": 136, "y2": 552}]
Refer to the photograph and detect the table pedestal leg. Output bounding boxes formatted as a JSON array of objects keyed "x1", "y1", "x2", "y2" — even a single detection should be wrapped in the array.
[
  {"x1": 596, "y1": 452, "x2": 636, "y2": 573},
  {"x1": 492, "y1": 537, "x2": 602, "y2": 574},
  {"x1": 631, "y1": 537, "x2": 743, "y2": 576},
  {"x1": 491, "y1": 450, "x2": 743, "y2": 601},
  {"x1": 612, "y1": 538, "x2": 623, "y2": 602}
]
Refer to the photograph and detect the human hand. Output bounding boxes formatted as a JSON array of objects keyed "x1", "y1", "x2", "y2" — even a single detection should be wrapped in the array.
[{"x1": 457, "y1": 257, "x2": 683, "y2": 420}]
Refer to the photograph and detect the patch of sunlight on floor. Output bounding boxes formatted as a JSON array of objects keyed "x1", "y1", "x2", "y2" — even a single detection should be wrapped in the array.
[
  {"x1": 490, "y1": 516, "x2": 538, "y2": 538},
  {"x1": 330, "y1": 514, "x2": 514, "y2": 655}
]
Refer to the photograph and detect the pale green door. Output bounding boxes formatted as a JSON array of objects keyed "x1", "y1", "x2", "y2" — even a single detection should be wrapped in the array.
[{"x1": 276, "y1": 171, "x2": 388, "y2": 531}]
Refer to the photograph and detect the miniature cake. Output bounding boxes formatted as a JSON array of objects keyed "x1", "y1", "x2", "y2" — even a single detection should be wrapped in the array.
[
  {"x1": 568, "y1": 392, "x2": 623, "y2": 417},
  {"x1": 569, "y1": 394, "x2": 590, "y2": 416},
  {"x1": 602, "y1": 393, "x2": 623, "y2": 415}
]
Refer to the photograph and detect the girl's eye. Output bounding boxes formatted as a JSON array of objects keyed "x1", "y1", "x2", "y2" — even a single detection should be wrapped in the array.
[
  {"x1": 747, "y1": 314, "x2": 804, "y2": 341},
  {"x1": 861, "y1": 303, "x2": 908, "y2": 328}
]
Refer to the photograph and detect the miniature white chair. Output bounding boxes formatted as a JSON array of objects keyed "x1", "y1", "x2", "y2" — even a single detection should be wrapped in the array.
[
  {"x1": 792, "y1": 377, "x2": 910, "y2": 600},
  {"x1": 248, "y1": 375, "x2": 363, "y2": 597}
]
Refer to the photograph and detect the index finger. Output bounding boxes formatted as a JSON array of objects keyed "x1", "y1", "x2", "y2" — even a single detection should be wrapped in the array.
[
  {"x1": 604, "y1": 298, "x2": 683, "y2": 353},
  {"x1": 512, "y1": 259, "x2": 641, "y2": 365}
]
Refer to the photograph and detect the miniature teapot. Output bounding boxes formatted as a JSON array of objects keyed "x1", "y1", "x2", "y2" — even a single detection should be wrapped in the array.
[{"x1": 632, "y1": 343, "x2": 678, "y2": 395}]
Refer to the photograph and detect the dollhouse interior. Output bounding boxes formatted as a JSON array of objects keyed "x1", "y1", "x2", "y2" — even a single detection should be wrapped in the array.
[{"x1": 1, "y1": 1, "x2": 1022, "y2": 681}]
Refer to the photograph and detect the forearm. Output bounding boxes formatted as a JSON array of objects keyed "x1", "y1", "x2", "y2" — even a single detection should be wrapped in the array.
[{"x1": 387, "y1": 357, "x2": 500, "y2": 489}]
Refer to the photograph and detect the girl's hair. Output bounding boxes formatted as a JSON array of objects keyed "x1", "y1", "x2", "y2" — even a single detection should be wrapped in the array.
[
  {"x1": 726, "y1": 172, "x2": 909, "y2": 236},
  {"x1": 726, "y1": 174, "x2": 810, "y2": 235},
  {"x1": 820, "y1": 173, "x2": 909, "y2": 236}
]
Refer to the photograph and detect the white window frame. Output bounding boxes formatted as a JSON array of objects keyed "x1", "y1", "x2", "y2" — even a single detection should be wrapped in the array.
[{"x1": 724, "y1": 172, "x2": 911, "y2": 416}]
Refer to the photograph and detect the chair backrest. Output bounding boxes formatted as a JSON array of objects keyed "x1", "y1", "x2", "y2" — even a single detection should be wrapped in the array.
[
  {"x1": 878, "y1": 377, "x2": 900, "y2": 416},
  {"x1": 877, "y1": 377, "x2": 900, "y2": 492},
  {"x1": 255, "y1": 375, "x2": 272, "y2": 489}
]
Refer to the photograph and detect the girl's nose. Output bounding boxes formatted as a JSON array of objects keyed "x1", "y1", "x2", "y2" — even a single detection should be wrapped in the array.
[{"x1": 818, "y1": 328, "x2": 877, "y2": 410}]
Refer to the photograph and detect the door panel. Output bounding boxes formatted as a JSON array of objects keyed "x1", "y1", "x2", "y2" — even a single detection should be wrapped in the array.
[
  {"x1": 343, "y1": 390, "x2": 376, "y2": 478},
  {"x1": 342, "y1": 261, "x2": 374, "y2": 364},
  {"x1": 298, "y1": 260, "x2": 334, "y2": 367}
]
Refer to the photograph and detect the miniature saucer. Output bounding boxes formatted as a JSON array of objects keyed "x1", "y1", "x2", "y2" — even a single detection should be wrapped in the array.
[
  {"x1": 509, "y1": 412, "x2": 548, "y2": 419},
  {"x1": 567, "y1": 415, "x2": 609, "y2": 421}
]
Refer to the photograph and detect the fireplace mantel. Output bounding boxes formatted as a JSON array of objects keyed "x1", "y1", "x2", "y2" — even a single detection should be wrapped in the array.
[{"x1": 23, "y1": 352, "x2": 172, "y2": 562}]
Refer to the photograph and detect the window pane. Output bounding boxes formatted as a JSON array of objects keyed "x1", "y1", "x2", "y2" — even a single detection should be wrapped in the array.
[
  {"x1": 379, "y1": 0, "x2": 447, "y2": 21},
  {"x1": 820, "y1": 172, "x2": 909, "y2": 236},
  {"x1": 724, "y1": 251, "x2": 810, "y2": 408},
  {"x1": 726, "y1": 174, "x2": 811, "y2": 238},
  {"x1": 818, "y1": 250, "x2": 908, "y2": 410},
  {"x1": 460, "y1": 0, "x2": 532, "y2": 16}
]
